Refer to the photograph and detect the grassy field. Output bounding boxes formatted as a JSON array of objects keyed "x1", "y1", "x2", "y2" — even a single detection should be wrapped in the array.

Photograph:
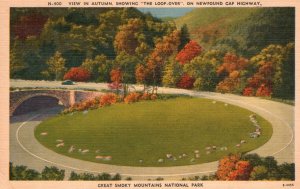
[{"x1": 35, "y1": 97, "x2": 272, "y2": 167}]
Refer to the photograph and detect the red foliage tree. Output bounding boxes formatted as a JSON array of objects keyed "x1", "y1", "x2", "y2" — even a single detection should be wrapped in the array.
[
  {"x1": 216, "y1": 154, "x2": 252, "y2": 181},
  {"x1": 245, "y1": 61, "x2": 274, "y2": 97},
  {"x1": 256, "y1": 84, "x2": 272, "y2": 97},
  {"x1": 176, "y1": 74, "x2": 195, "y2": 89},
  {"x1": 243, "y1": 87, "x2": 255, "y2": 96},
  {"x1": 13, "y1": 13, "x2": 48, "y2": 40},
  {"x1": 63, "y1": 67, "x2": 91, "y2": 82},
  {"x1": 176, "y1": 40, "x2": 202, "y2": 65}
]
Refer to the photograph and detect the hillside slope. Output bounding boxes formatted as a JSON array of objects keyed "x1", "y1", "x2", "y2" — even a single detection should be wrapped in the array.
[{"x1": 175, "y1": 8, "x2": 259, "y2": 49}]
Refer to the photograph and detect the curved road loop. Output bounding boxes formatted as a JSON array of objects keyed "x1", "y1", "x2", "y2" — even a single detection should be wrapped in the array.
[{"x1": 10, "y1": 80, "x2": 294, "y2": 180}]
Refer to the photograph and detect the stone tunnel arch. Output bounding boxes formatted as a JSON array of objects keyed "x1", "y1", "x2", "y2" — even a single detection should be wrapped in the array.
[{"x1": 11, "y1": 93, "x2": 69, "y2": 116}]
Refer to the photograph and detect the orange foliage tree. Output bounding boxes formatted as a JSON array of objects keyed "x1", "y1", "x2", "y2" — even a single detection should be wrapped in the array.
[
  {"x1": 176, "y1": 40, "x2": 202, "y2": 65},
  {"x1": 216, "y1": 154, "x2": 252, "y2": 181},
  {"x1": 216, "y1": 53, "x2": 249, "y2": 93},
  {"x1": 114, "y1": 18, "x2": 144, "y2": 55},
  {"x1": 135, "y1": 64, "x2": 151, "y2": 91},
  {"x1": 146, "y1": 30, "x2": 181, "y2": 93},
  {"x1": 108, "y1": 68, "x2": 123, "y2": 93}
]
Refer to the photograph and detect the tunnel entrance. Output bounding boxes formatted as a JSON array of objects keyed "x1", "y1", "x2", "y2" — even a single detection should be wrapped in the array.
[{"x1": 13, "y1": 96, "x2": 64, "y2": 116}]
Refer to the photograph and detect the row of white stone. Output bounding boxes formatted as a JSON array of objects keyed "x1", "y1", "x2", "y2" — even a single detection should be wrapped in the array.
[{"x1": 249, "y1": 114, "x2": 262, "y2": 138}]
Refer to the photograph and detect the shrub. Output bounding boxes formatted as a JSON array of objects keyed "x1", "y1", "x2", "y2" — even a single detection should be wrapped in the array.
[
  {"x1": 150, "y1": 94, "x2": 157, "y2": 100},
  {"x1": 176, "y1": 74, "x2": 195, "y2": 89},
  {"x1": 243, "y1": 87, "x2": 255, "y2": 96},
  {"x1": 124, "y1": 92, "x2": 141, "y2": 104},
  {"x1": 99, "y1": 93, "x2": 118, "y2": 107},
  {"x1": 63, "y1": 67, "x2": 91, "y2": 82},
  {"x1": 256, "y1": 84, "x2": 272, "y2": 97},
  {"x1": 140, "y1": 93, "x2": 151, "y2": 100},
  {"x1": 41, "y1": 166, "x2": 65, "y2": 180},
  {"x1": 10, "y1": 163, "x2": 41, "y2": 180}
]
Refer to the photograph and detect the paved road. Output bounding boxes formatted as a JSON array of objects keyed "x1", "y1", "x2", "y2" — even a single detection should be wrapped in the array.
[{"x1": 10, "y1": 80, "x2": 294, "y2": 180}]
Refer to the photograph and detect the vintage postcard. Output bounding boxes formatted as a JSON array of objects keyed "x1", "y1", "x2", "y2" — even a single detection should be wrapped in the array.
[{"x1": 0, "y1": 0, "x2": 299, "y2": 188}]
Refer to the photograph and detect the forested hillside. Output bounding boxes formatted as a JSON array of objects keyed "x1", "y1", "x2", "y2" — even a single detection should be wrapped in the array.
[
  {"x1": 10, "y1": 8, "x2": 295, "y2": 99},
  {"x1": 175, "y1": 8, "x2": 294, "y2": 57}
]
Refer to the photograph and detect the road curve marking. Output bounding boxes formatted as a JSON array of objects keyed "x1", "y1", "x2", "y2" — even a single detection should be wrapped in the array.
[{"x1": 14, "y1": 91, "x2": 294, "y2": 177}]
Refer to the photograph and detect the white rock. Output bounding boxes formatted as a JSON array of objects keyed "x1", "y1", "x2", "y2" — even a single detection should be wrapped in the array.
[
  {"x1": 236, "y1": 144, "x2": 241, "y2": 147},
  {"x1": 158, "y1": 158, "x2": 164, "y2": 163},
  {"x1": 195, "y1": 154, "x2": 200, "y2": 158},
  {"x1": 194, "y1": 150, "x2": 199, "y2": 154},
  {"x1": 139, "y1": 159, "x2": 143, "y2": 163},
  {"x1": 82, "y1": 149, "x2": 89, "y2": 153},
  {"x1": 182, "y1": 153, "x2": 187, "y2": 157},
  {"x1": 104, "y1": 156, "x2": 112, "y2": 161},
  {"x1": 255, "y1": 131, "x2": 261, "y2": 136},
  {"x1": 166, "y1": 154, "x2": 173, "y2": 159},
  {"x1": 40, "y1": 132, "x2": 48, "y2": 136},
  {"x1": 206, "y1": 151, "x2": 211, "y2": 154},
  {"x1": 240, "y1": 140, "x2": 246, "y2": 144},
  {"x1": 95, "y1": 156, "x2": 103, "y2": 159},
  {"x1": 205, "y1": 147, "x2": 211, "y2": 150},
  {"x1": 68, "y1": 145, "x2": 75, "y2": 153},
  {"x1": 56, "y1": 139, "x2": 63, "y2": 143},
  {"x1": 56, "y1": 143, "x2": 64, "y2": 147},
  {"x1": 212, "y1": 146, "x2": 217, "y2": 150}
]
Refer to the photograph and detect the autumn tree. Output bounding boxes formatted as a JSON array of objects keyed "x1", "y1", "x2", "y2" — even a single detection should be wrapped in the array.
[
  {"x1": 245, "y1": 43, "x2": 295, "y2": 98},
  {"x1": 176, "y1": 40, "x2": 202, "y2": 65},
  {"x1": 135, "y1": 64, "x2": 151, "y2": 91},
  {"x1": 114, "y1": 18, "x2": 145, "y2": 55},
  {"x1": 13, "y1": 13, "x2": 48, "y2": 40},
  {"x1": 63, "y1": 67, "x2": 91, "y2": 82},
  {"x1": 109, "y1": 68, "x2": 123, "y2": 94},
  {"x1": 176, "y1": 74, "x2": 195, "y2": 89},
  {"x1": 216, "y1": 154, "x2": 252, "y2": 181},
  {"x1": 146, "y1": 30, "x2": 181, "y2": 93},
  {"x1": 216, "y1": 53, "x2": 249, "y2": 93},
  {"x1": 44, "y1": 51, "x2": 66, "y2": 80}
]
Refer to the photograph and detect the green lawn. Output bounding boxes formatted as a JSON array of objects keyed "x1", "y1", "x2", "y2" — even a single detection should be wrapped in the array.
[{"x1": 34, "y1": 97, "x2": 272, "y2": 167}]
